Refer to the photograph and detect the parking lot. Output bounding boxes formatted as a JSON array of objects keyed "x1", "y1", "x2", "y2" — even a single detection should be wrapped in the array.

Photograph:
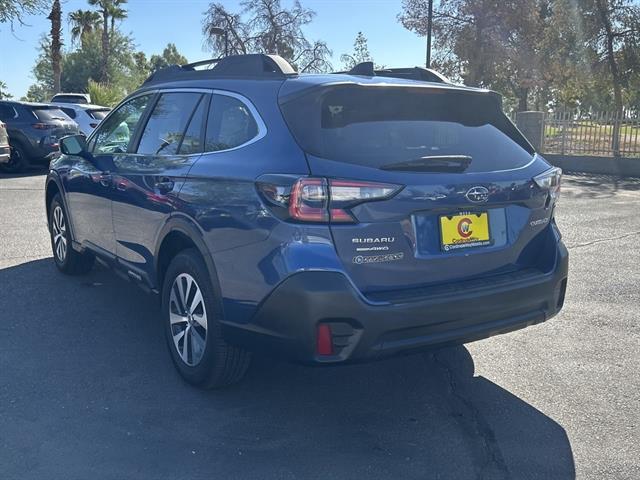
[{"x1": 0, "y1": 170, "x2": 638, "y2": 479}]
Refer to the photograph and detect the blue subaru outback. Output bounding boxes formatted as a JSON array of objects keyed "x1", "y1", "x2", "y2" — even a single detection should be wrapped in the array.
[{"x1": 46, "y1": 54, "x2": 568, "y2": 388}]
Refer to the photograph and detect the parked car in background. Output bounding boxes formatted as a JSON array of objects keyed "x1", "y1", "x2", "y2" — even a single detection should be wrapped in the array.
[
  {"x1": 0, "y1": 101, "x2": 79, "y2": 173},
  {"x1": 0, "y1": 121, "x2": 10, "y2": 166},
  {"x1": 56, "y1": 104, "x2": 111, "y2": 136},
  {"x1": 51, "y1": 93, "x2": 91, "y2": 104}
]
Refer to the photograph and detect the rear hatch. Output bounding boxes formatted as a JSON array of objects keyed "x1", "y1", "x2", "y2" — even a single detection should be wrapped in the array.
[
  {"x1": 279, "y1": 83, "x2": 560, "y2": 299},
  {"x1": 31, "y1": 106, "x2": 79, "y2": 143}
]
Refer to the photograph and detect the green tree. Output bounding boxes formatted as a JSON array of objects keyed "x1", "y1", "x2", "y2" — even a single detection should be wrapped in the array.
[
  {"x1": 399, "y1": 0, "x2": 551, "y2": 111},
  {"x1": 340, "y1": 32, "x2": 373, "y2": 69},
  {"x1": 0, "y1": 81, "x2": 13, "y2": 100},
  {"x1": 578, "y1": 0, "x2": 640, "y2": 154},
  {"x1": 26, "y1": 28, "x2": 145, "y2": 104},
  {"x1": 148, "y1": 43, "x2": 188, "y2": 73},
  {"x1": 87, "y1": 0, "x2": 128, "y2": 82},
  {"x1": 68, "y1": 9, "x2": 101, "y2": 47},
  {"x1": 203, "y1": 0, "x2": 333, "y2": 72}
]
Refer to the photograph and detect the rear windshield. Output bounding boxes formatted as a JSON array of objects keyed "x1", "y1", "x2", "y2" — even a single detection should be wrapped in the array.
[
  {"x1": 53, "y1": 95, "x2": 88, "y2": 104},
  {"x1": 88, "y1": 109, "x2": 110, "y2": 120},
  {"x1": 280, "y1": 85, "x2": 534, "y2": 172},
  {"x1": 32, "y1": 107, "x2": 70, "y2": 122}
]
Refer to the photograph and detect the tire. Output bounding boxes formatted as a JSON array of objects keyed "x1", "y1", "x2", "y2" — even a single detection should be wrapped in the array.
[
  {"x1": 0, "y1": 143, "x2": 29, "y2": 173},
  {"x1": 49, "y1": 194, "x2": 94, "y2": 274},
  {"x1": 162, "y1": 249, "x2": 251, "y2": 388}
]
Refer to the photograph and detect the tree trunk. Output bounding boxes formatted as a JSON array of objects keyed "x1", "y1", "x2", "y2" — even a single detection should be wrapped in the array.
[
  {"x1": 101, "y1": 9, "x2": 110, "y2": 83},
  {"x1": 595, "y1": 0, "x2": 623, "y2": 157},
  {"x1": 48, "y1": 0, "x2": 62, "y2": 94},
  {"x1": 518, "y1": 87, "x2": 529, "y2": 112}
]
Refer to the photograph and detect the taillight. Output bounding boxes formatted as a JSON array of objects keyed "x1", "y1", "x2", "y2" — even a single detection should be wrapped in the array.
[
  {"x1": 329, "y1": 179, "x2": 400, "y2": 223},
  {"x1": 32, "y1": 123, "x2": 56, "y2": 130},
  {"x1": 533, "y1": 167, "x2": 562, "y2": 203},
  {"x1": 258, "y1": 176, "x2": 402, "y2": 224},
  {"x1": 289, "y1": 177, "x2": 329, "y2": 222}
]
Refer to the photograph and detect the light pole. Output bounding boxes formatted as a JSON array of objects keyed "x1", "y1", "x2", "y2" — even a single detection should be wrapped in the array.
[
  {"x1": 209, "y1": 27, "x2": 229, "y2": 57},
  {"x1": 426, "y1": 0, "x2": 433, "y2": 68}
]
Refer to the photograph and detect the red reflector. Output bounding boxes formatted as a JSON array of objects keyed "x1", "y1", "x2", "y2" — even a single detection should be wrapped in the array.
[{"x1": 316, "y1": 324, "x2": 333, "y2": 356}]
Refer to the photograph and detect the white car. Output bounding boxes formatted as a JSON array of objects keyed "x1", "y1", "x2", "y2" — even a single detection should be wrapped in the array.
[
  {"x1": 55, "y1": 104, "x2": 111, "y2": 136},
  {"x1": 51, "y1": 93, "x2": 91, "y2": 104}
]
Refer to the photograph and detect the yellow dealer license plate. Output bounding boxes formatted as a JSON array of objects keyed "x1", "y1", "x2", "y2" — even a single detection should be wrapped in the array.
[{"x1": 440, "y1": 212, "x2": 492, "y2": 251}]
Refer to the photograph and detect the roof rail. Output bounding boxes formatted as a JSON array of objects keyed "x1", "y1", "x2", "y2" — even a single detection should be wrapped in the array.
[
  {"x1": 333, "y1": 62, "x2": 450, "y2": 84},
  {"x1": 143, "y1": 54, "x2": 297, "y2": 85}
]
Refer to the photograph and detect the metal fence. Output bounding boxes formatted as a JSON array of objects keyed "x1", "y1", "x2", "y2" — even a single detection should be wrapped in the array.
[{"x1": 540, "y1": 111, "x2": 640, "y2": 158}]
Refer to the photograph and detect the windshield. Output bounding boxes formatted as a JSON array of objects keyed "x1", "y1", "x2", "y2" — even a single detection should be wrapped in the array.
[{"x1": 280, "y1": 85, "x2": 535, "y2": 173}]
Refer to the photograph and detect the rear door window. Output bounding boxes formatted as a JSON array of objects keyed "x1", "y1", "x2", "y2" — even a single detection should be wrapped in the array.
[
  {"x1": 136, "y1": 92, "x2": 204, "y2": 156},
  {"x1": 0, "y1": 104, "x2": 16, "y2": 121},
  {"x1": 88, "y1": 109, "x2": 110, "y2": 120},
  {"x1": 60, "y1": 107, "x2": 77, "y2": 119},
  {"x1": 204, "y1": 94, "x2": 258, "y2": 152},
  {"x1": 280, "y1": 85, "x2": 534, "y2": 173}
]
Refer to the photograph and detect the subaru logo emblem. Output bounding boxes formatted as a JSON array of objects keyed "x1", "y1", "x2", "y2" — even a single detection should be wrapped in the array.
[{"x1": 465, "y1": 186, "x2": 489, "y2": 203}]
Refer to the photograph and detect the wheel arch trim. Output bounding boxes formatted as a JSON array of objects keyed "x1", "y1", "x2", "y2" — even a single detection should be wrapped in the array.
[
  {"x1": 154, "y1": 215, "x2": 226, "y2": 321},
  {"x1": 45, "y1": 172, "x2": 77, "y2": 243}
]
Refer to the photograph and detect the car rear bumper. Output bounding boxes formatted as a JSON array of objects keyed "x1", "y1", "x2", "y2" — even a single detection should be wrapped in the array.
[
  {"x1": 223, "y1": 241, "x2": 569, "y2": 363},
  {"x1": 0, "y1": 145, "x2": 10, "y2": 164}
]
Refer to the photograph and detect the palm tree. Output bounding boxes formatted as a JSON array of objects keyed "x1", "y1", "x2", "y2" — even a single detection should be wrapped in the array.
[
  {"x1": 87, "y1": 0, "x2": 111, "y2": 82},
  {"x1": 68, "y1": 9, "x2": 101, "y2": 47},
  {"x1": 107, "y1": 0, "x2": 128, "y2": 36},
  {"x1": 48, "y1": 0, "x2": 62, "y2": 94},
  {"x1": 87, "y1": 0, "x2": 128, "y2": 82}
]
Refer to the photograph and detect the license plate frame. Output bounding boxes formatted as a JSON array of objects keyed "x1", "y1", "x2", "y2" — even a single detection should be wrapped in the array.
[{"x1": 439, "y1": 211, "x2": 492, "y2": 252}]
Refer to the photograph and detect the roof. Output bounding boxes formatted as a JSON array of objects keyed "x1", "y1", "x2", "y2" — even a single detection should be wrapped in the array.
[
  {"x1": 0, "y1": 100, "x2": 61, "y2": 108},
  {"x1": 278, "y1": 73, "x2": 496, "y2": 103},
  {"x1": 126, "y1": 54, "x2": 501, "y2": 109},
  {"x1": 54, "y1": 103, "x2": 111, "y2": 110}
]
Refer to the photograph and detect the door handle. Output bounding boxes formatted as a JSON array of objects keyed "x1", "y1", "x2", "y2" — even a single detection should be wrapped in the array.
[
  {"x1": 99, "y1": 172, "x2": 112, "y2": 187},
  {"x1": 155, "y1": 178, "x2": 175, "y2": 194}
]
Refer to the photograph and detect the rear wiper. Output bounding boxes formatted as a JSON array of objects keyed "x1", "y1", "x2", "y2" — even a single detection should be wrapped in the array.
[{"x1": 380, "y1": 155, "x2": 472, "y2": 173}]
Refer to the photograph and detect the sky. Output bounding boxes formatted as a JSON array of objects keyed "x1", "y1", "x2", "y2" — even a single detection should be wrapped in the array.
[{"x1": 0, "y1": 0, "x2": 428, "y2": 99}]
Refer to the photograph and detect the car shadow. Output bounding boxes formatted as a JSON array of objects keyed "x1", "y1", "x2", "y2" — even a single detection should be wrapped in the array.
[
  {"x1": 562, "y1": 172, "x2": 640, "y2": 199},
  {"x1": 0, "y1": 258, "x2": 575, "y2": 480}
]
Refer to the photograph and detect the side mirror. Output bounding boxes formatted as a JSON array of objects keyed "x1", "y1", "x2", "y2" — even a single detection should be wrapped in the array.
[{"x1": 60, "y1": 134, "x2": 88, "y2": 156}]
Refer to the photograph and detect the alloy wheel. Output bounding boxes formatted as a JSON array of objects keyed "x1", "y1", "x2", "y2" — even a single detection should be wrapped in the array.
[
  {"x1": 52, "y1": 205, "x2": 67, "y2": 262},
  {"x1": 169, "y1": 273, "x2": 208, "y2": 366}
]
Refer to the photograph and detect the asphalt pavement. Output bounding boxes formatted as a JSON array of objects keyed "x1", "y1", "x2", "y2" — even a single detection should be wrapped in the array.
[{"x1": 0, "y1": 169, "x2": 638, "y2": 479}]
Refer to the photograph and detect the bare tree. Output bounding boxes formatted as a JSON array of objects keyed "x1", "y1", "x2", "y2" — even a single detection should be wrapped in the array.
[
  {"x1": 203, "y1": 3, "x2": 250, "y2": 55},
  {"x1": 202, "y1": 0, "x2": 332, "y2": 72},
  {"x1": 0, "y1": 0, "x2": 48, "y2": 28}
]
